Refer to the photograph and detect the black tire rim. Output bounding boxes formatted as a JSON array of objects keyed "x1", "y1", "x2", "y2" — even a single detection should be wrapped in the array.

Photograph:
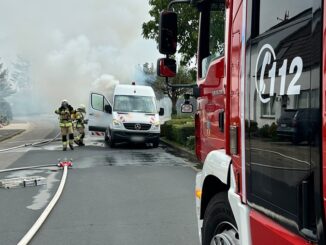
[{"x1": 210, "y1": 221, "x2": 239, "y2": 245}]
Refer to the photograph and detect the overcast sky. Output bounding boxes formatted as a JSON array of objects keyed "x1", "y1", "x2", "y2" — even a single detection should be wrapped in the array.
[{"x1": 0, "y1": 0, "x2": 158, "y2": 108}]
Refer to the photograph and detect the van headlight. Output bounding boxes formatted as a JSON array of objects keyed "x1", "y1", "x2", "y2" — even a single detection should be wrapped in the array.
[
  {"x1": 112, "y1": 119, "x2": 123, "y2": 128},
  {"x1": 152, "y1": 122, "x2": 160, "y2": 129}
]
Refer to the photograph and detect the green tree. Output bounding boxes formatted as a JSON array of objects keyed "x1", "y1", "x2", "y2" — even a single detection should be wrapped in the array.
[
  {"x1": 10, "y1": 56, "x2": 31, "y2": 90},
  {"x1": 0, "y1": 62, "x2": 14, "y2": 98},
  {"x1": 152, "y1": 65, "x2": 194, "y2": 115},
  {"x1": 142, "y1": 0, "x2": 199, "y2": 65}
]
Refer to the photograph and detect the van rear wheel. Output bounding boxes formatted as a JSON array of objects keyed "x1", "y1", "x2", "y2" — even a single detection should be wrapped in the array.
[
  {"x1": 104, "y1": 131, "x2": 109, "y2": 142},
  {"x1": 202, "y1": 192, "x2": 239, "y2": 245}
]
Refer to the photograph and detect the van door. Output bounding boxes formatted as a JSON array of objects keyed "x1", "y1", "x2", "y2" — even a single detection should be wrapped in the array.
[{"x1": 88, "y1": 92, "x2": 112, "y2": 132}]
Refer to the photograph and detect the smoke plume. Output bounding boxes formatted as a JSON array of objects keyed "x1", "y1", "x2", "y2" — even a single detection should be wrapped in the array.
[{"x1": 0, "y1": 0, "x2": 159, "y2": 113}]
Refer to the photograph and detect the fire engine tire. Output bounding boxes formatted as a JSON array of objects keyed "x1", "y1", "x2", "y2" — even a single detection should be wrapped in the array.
[{"x1": 202, "y1": 192, "x2": 239, "y2": 245}]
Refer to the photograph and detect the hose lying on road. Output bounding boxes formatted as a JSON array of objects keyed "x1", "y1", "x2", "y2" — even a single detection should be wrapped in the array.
[
  {"x1": 0, "y1": 132, "x2": 61, "y2": 153},
  {"x1": 0, "y1": 132, "x2": 72, "y2": 244},
  {"x1": 30, "y1": 132, "x2": 61, "y2": 147},
  {"x1": 17, "y1": 162, "x2": 70, "y2": 245},
  {"x1": 0, "y1": 164, "x2": 58, "y2": 173}
]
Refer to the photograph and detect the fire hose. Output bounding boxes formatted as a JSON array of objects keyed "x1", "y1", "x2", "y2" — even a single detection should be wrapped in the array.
[
  {"x1": 0, "y1": 160, "x2": 72, "y2": 245},
  {"x1": 17, "y1": 160, "x2": 72, "y2": 245},
  {"x1": 0, "y1": 132, "x2": 73, "y2": 244},
  {"x1": 0, "y1": 132, "x2": 61, "y2": 153}
]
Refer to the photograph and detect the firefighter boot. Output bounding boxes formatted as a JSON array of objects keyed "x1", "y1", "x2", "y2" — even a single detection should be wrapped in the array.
[
  {"x1": 69, "y1": 134, "x2": 74, "y2": 150},
  {"x1": 79, "y1": 133, "x2": 85, "y2": 146},
  {"x1": 62, "y1": 136, "x2": 67, "y2": 151}
]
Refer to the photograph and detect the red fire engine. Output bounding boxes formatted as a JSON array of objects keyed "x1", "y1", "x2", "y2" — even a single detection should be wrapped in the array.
[{"x1": 157, "y1": 0, "x2": 326, "y2": 244}]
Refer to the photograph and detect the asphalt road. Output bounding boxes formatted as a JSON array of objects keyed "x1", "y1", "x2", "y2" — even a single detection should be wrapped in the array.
[{"x1": 0, "y1": 117, "x2": 199, "y2": 245}]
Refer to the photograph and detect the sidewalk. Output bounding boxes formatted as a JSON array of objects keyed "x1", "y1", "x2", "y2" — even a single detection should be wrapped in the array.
[
  {"x1": 160, "y1": 137, "x2": 202, "y2": 171},
  {"x1": 0, "y1": 122, "x2": 30, "y2": 142}
]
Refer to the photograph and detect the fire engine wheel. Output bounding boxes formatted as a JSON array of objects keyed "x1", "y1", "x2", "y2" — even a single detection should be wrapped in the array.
[{"x1": 202, "y1": 192, "x2": 239, "y2": 245}]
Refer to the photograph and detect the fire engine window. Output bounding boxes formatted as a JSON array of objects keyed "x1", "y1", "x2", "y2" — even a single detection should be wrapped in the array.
[
  {"x1": 257, "y1": 0, "x2": 312, "y2": 35},
  {"x1": 260, "y1": 95, "x2": 275, "y2": 118},
  {"x1": 201, "y1": 3, "x2": 224, "y2": 78},
  {"x1": 246, "y1": 0, "x2": 321, "y2": 236}
]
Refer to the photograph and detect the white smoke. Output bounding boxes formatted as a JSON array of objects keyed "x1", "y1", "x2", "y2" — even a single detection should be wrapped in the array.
[
  {"x1": 0, "y1": 0, "x2": 159, "y2": 114},
  {"x1": 91, "y1": 74, "x2": 120, "y2": 103}
]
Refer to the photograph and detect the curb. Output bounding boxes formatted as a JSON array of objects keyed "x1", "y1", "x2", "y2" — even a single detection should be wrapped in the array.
[
  {"x1": 0, "y1": 129, "x2": 26, "y2": 143},
  {"x1": 160, "y1": 137, "x2": 201, "y2": 172}
]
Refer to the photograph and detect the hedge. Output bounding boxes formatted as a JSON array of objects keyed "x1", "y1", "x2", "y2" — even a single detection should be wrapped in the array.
[
  {"x1": 161, "y1": 117, "x2": 195, "y2": 150},
  {"x1": 161, "y1": 117, "x2": 194, "y2": 137}
]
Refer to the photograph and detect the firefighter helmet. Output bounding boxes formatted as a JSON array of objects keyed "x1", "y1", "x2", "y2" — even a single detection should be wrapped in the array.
[
  {"x1": 78, "y1": 104, "x2": 86, "y2": 113},
  {"x1": 61, "y1": 99, "x2": 69, "y2": 108}
]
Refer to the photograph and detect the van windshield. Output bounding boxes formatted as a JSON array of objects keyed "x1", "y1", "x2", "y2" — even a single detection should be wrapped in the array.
[{"x1": 113, "y1": 95, "x2": 156, "y2": 113}]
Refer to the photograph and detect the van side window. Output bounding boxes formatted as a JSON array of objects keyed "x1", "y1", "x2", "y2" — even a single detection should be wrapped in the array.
[{"x1": 91, "y1": 93, "x2": 104, "y2": 111}]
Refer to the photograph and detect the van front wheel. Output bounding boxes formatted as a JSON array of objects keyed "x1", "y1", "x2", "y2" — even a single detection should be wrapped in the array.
[
  {"x1": 107, "y1": 130, "x2": 115, "y2": 148},
  {"x1": 152, "y1": 139, "x2": 159, "y2": 148}
]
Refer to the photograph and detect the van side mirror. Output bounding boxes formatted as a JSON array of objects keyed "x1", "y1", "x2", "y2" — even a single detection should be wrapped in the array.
[
  {"x1": 104, "y1": 104, "x2": 112, "y2": 114},
  {"x1": 159, "y1": 108, "x2": 165, "y2": 116},
  {"x1": 159, "y1": 11, "x2": 177, "y2": 55},
  {"x1": 157, "y1": 58, "x2": 176, "y2": 77}
]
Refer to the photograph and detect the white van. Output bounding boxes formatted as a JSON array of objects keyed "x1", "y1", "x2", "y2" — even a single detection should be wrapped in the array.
[{"x1": 88, "y1": 84, "x2": 164, "y2": 147}]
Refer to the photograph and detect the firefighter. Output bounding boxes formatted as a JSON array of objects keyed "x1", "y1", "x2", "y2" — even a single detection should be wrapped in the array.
[
  {"x1": 74, "y1": 104, "x2": 87, "y2": 146},
  {"x1": 55, "y1": 99, "x2": 75, "y2": 151}
]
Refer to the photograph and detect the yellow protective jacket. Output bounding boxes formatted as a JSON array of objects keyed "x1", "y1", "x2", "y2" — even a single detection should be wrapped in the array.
[
  {"x1": 75, "y1": 111, "x2": 85, "y2": 128},
  {"x1": 55, "y1": 106, "x2": 75, "y2": 127}
]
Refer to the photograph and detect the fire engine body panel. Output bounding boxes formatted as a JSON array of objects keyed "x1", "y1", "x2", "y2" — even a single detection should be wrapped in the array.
[
  {"x1": 323, "y1": 0, "x2": 326, "y2": 224},
  {"x1": 158, "y1": 0, "x2": 326, "y2": 244},
  {"x1": 196, "y1": 57, "x2": 225, "y2": 162}
]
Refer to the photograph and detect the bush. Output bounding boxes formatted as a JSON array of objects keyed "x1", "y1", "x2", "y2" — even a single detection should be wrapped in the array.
[
  {"x1": 161, "y1": 119, "x2": 195, "y2": 145},
  {"x1": 245, "y1": 120, "x2": 258, "y2": 133},
  {"x1": 186, "y1": 136, "x2": 195, "y2": 150},
  {"x1": 171, "y1": 115, "x2": 193, "y2": 120},
  {"x1": 167, "y1": 124, "x2": 195, "y2": 144},
  {"x1": 269, "y1": 122, "x2": 278, "y2": 140},
  {"x1": 161, "y1": 118, "x2": 194, "y2": 137},
  {"x1": 259, "y1": 124, "x2": 270, "y2": 138}
]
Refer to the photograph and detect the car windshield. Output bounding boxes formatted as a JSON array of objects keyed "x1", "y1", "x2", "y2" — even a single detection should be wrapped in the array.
[
  {"x1": 113, "y1": 95, "x2": 156, "y2": 113},
  {"x1": 279, "y1": 109, "x2": 297, "y2": 120}
]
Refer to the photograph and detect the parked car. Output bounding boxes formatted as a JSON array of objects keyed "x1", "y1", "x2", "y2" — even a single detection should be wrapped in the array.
[{"x1": 276, "y1": 108, "x2": 320, "y2": 144}]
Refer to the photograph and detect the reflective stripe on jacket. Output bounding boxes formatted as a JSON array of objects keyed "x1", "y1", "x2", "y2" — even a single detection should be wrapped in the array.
[{"x1": 55, "y1": 106, "x2": 75, "y2": 127}]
